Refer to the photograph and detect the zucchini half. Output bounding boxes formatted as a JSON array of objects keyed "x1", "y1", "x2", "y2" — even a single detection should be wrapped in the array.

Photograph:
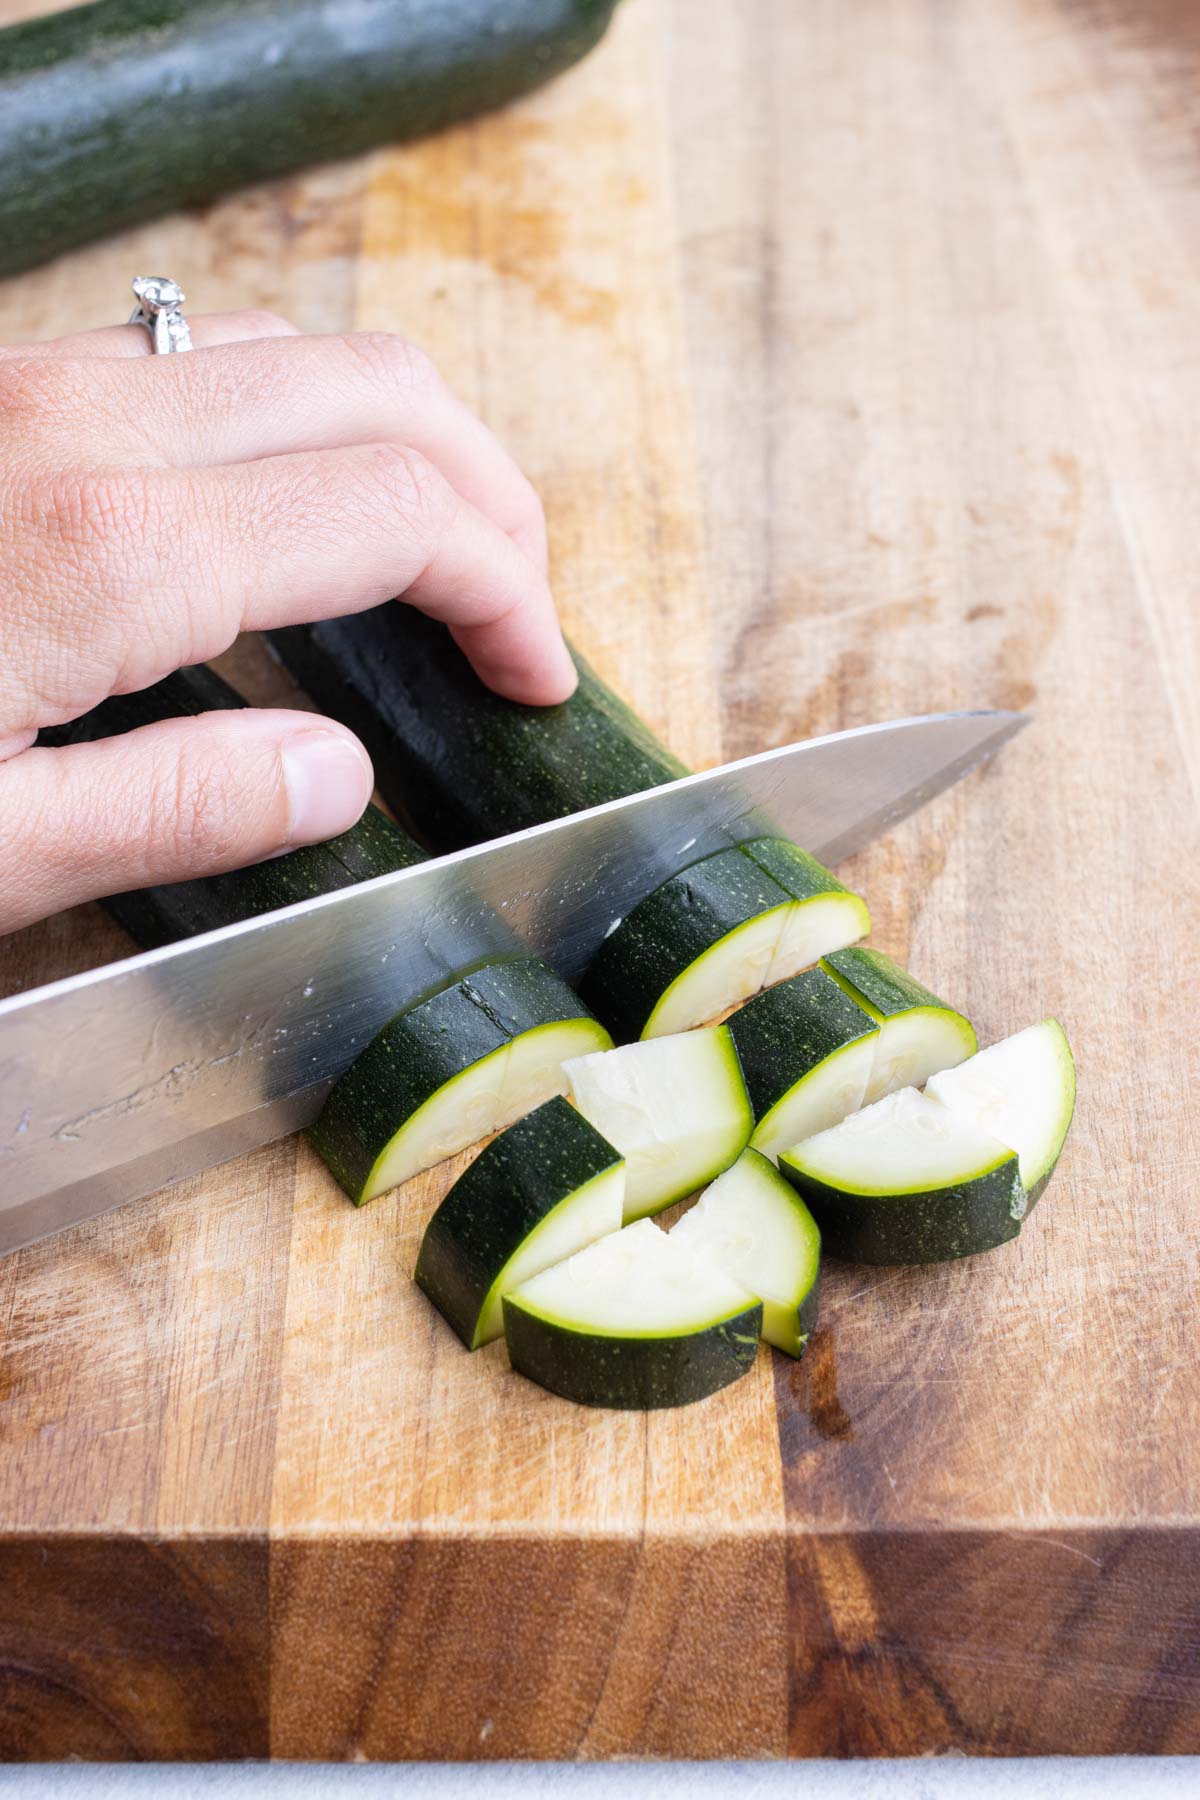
[
  {"x1": 503, "y1": 1218, "x2": 762, "y2": 1410},
  {"x1": 780, "y1": 1086, "x2": 1026, "y2": 1264},
  {"x1": 311, "y1": 959, "x2": 612, "y2": 1205},
  {"x1": 926, "y1": 1019, "x2": 1076, "y2": 1207},
  {"x1": 565, "y1": 1027, "x2": 753, "y2": 1221},
  {"x1": 580, "y1": 840, "x2": 871, "y2": 1041},
  {"x1": 415, "y1": 1098, "x2": 624, "y2": 1349},
  {"x1": 671, "y1": 1150, "x2": 821, "y2": 1358},
  {"x1": 822, "y1": 946, "x2": 977, "y2": 1103}
]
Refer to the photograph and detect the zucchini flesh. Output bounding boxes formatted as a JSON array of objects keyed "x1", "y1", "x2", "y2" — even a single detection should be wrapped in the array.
[
  {"x1": 822, "y1": 946, "x2": 977, "y2": 1103},
  {"x1": 726, "y1": 967, "x2": 880, "y2": 1165},
  {"x1": 925, "y1": 1019, "x2": 1075, "y2": 1205},
  {"x1": 671, "y1": 1150, "x2": 820, "y2": 1358},
  {"x1": 565, "y1": 1027, "x2": 753, "y2": 1221},
  {"x1": 269, "y1": 609, "x2": 688, "y2": 852},
  {"x1": 580, "y1": 841, "x2": 871, "y2": 1041},
  {"x1": 0, "y1": 0, "x2": 619, "y2": 279},
  {"x1": 310, "y1": 959, "x2": 612, "y2": 1205},
  {"x1": 780, "y1": 1086, "x2": 1025, "y2": 1265},
  {"x1": 38, "y1": 664, "x2": 425, "y2": 950},
  {"x1": 503, "y1": 1218, "x2": 761, "y2": 1409},
  {"x1": 414, "y1": 1098, "x2": 624, "y2": 1349}
]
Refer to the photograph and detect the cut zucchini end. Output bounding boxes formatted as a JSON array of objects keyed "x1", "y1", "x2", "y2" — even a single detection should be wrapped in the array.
[
  {"x1": 472, "y1": 1161, "x2": 626, "y2": 1348},
  {"x1": 926, "y1": 1017, "x2": 1076, "y2": 1200},
  {"x1": 749, "y1": 1030, "x2": 878, "y2": 1166},
  {"x1": 865, "y1": 1006, "x2": 978, "y2": 1106},
  {"x1": 767, "y1": 891, "x2": 872, "y2": 988},
  {"x1": 640, "y1": 905, "x2": 792, "y2": 1037},
  {"x1": 671, "y1": 1148, "x2": 821, "y2": 1359}
]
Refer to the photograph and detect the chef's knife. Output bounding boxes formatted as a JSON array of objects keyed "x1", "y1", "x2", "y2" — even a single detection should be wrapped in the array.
[{"x1": 0, "y1": 708, "x2": 1026, "y2": 1254}]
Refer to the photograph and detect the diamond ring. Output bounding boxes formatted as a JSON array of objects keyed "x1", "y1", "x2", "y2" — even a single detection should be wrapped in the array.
[{"x1": 128, "y1": 276, "x2": 193, "y2": 354}]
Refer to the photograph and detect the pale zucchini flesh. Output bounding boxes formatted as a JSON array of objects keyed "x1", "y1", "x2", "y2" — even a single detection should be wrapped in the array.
[
  {"x1": 925, "y1": 1018, "x2": 1076, "y2": 1203},
  {"x1": 822, "y1": 946, "x2": 977, "y2": 1104}
]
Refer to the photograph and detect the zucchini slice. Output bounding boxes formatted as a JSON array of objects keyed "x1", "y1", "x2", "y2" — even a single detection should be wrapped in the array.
[
  {"x1": 39, "y1": 664, "x2": 426, "y2": 949},
  {"x1": 779, "y1": 1087, "x2": 1025, "y2": 1264},
  {"x1": 579, "y1": 840, "x2": 871, "y2": 1041},
  {"x1": 269, "y1": 610, "x2": 688, "y2": 851},
  {"x1": 414, "y1": 1098, "x2": 624, "y2": 1349},
  {"x1": 671, "y1": 1149, "x2": 821, "y2": 1358},
  {"x1": 822, "y1": 946, "x2": 977, "y2": 1103},
  {"x1": 503, "y1": 1219, "x2": 762, "y2": 1409},
  {"x1": 310, "y1": 960, "x2": 612, "y2": 1205},
  {"x1": 565, "y1": 1028, "x2": 754, "y2": 1221},
  {"x1": 726, "y1": 967, "x2": 880, "y2": 1165},
  {"x1": 925, "y1": 1019, "x2": 1076, "y2": 1206}
]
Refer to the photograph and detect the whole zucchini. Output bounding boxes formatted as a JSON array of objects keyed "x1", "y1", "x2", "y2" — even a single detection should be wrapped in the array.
[
  {"x1": 39, "y1": 663, "x2": 426, "y2": 949},
  {"x1": 0, "y1": 0, "x2": 619, "y2": 279}
]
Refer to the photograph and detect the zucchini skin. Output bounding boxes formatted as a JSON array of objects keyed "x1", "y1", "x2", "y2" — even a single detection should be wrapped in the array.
[
  {"x1": 0, "y1": 0, "x2": 619, "y2": 278},
  {"x1": 310, "y1": 958, "x2": 604, "y2": 1203},
  {"x1": 822, "y1": 945, "x2": 962, "y2": 1019},
  {"x1": 778, "y1": 1154, "x2": 1027, "y2": 1265},
  {"x1": 415, "y1": 1096, "x2": 621, "y2": 1349},
  {"x1": 727, "y1": 967, "x2": 878, "y2": 1122},
  {"x1": 268, "y1": 609, "x2": 688, "y2": 851},
  {"x1": 38, "y1": 664, "x2": 425, "y2": 949},
  {"x1": 503, "y1": 1293, "x2": 763, "y2": 1410}
]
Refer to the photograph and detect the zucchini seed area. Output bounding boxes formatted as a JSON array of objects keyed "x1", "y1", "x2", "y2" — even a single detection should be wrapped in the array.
[{"x1": 925, "y1": 1019, "x2": 1076, "y2": 1200}]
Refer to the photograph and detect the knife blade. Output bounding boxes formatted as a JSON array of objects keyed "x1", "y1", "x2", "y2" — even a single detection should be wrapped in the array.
[{"x1": 0, "y1": 708, "x2": 1026, "y2": 1254}]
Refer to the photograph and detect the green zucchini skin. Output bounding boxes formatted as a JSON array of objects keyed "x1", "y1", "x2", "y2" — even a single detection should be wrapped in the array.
[
  {"x1": 309, "y1": 958, "x2": 607, "y2": 1203},
  {"x1": 822, "y1": 945, "x2": 959, "y2": 1019},
  {"x1": 503, "y1": 1292, "x2": 762, "y2": 1410},
  {"x1": 268, "y1": 609, "x2": 689, "y2": 852},
  {"x1": 579, "y1": 841, "x2": 859, "y2": 1041},
  {"x1": 778, "y1": 1153, "x2": 1027, "y2": 1265},
  {"x1": 415, "y1": 1097, "x2": 622, "y2": 1349},
  {"x1": 38, "y1": 664, "x2": 425, "y2": 950},
  {"x1": 0, "y1": 0, "x2": 619, "y2": 279},
  {"x1": 726, "y1": 968, "x2": 878, "y2": 1123}
]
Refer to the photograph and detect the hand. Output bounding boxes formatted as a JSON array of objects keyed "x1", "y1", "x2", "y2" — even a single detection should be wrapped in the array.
[{"x1": 0, "y1": 309, "x2": 576, "y2": 935}]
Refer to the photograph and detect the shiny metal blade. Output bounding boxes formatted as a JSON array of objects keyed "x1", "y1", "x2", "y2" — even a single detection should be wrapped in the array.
[{"x1": 0, "y1": 708, "x2": 1026, "y2": 1253}]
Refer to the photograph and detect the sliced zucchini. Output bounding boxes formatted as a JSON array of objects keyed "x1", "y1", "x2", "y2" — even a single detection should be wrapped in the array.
[
  {"x1": 503, "y1": 1218, "x2": 762, "y2": 1409},
  {"x1": 579, "y1": 840, "x2": 870, "y2": 1041},
  {"x1": 671, "y1": 1149, "x2": 821, "y2": 1358},
  {"x1": 565, "y1": 1027, "x2": 753, "y2": 1221},
  {"x1": 310, "y1": 959, "x2": 612, "y2": 1205},
  {"x1": 925, "y1": 1019, "x2": 1076, "y2": 1206},
  {"x1": 414, "y1": 1098, "x2": 624, "y2": 1349},
  {"x1": 726, "y1": 967, "x2": 880, "y2": 1165},
  {"x1": 822, "y1": 946, "x2": 977, "y2": 1103},
  {"x1": 779, "y1": 1086, "x2": 1025, "y2": 1264}
]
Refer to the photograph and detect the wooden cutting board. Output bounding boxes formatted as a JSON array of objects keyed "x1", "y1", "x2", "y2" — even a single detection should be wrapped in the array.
[{"x1": 1, "y1": 0, "x2": 1198, "y2": 1761}]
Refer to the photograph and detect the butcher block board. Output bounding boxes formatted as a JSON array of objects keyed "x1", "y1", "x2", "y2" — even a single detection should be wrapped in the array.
[{"x1": 1, "y1": 0, "x2": 1198, "y2": 1763}]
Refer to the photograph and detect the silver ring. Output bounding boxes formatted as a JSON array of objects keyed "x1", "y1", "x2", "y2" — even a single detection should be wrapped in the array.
[{"x1": 128, "y1": 275, "x2": 193, "y2": 354}]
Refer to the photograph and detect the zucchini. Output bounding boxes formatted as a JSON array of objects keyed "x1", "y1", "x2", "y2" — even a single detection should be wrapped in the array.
[
  {"x1": 39, "y1": 664, "x2": 425, "y2": 950},
  {"x1": 580, "y1": 841, "x2": 870, "y2": 1040},
  {"x1": 310, "y1": 959, "x2": 612, "y2": 1205},
  {"x1": 414, "y1": 1097, "x2": 624, "y2": 1349},
  {"x1": 564, "y1": 1027, "x2": 753, "y2": 1221},
  {"x1": 0, "y1": 0, "x2": 619, "y2": 279},
  {"x1": 268, "y1": 609, "x2": 689, "y2": 852},
  {"x1": 925, "y1": 1019, "x2": 1076, "y2": 1206},
  {"x1": 823, "y1": 946, "x2": 977, "y2": 1103},
  {"x1": 503, "y1": 1218, "x2": 761, "y2": 1410},
  {"x1": 671, "y1": 1149, "x2": 820, "y2": 1358},
  {"x1": 726, "y1": 968, "x2": 880, "y2": 1165},
  {"x1": 779, "y1": 1086, "x2": 1026, "y2": 1264}
]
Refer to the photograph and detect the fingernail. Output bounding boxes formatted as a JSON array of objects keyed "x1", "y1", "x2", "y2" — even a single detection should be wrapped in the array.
[{"x1": 281, "y1": 730, "x2": 373, "y2": 845}]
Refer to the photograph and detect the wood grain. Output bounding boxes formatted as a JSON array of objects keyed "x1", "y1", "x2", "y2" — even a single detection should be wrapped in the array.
[{"x1": 1, "y1": 0, "x2": 1198, "y2": 1760}]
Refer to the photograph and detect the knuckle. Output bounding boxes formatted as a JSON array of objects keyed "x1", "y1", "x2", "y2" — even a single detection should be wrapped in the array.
[
  {"x1": 340, "y1": 330, "x2": 441, "y2": 394},
  {"x1": 25, "y1": 465, "x2": 155, "y2": 559},
  {"x1": 153, "y1": 740, "x2": 245, "y2": 868},
  {"x1": 363, "y1": 441, "x2": 454, "y2": 540},
  {"x1": 0, "y1": 356, "x2": 75, "y2": 437}
]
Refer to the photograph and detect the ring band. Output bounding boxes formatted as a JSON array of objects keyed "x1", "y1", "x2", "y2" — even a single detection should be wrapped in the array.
[{"x1": 128, "y1": 275, "x2": 193, "y2": 354}]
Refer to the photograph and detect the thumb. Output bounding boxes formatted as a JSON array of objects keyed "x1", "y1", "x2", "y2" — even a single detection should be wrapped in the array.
[{"x1": 0, "y1": 710, "x2": 375, "y2": 934}]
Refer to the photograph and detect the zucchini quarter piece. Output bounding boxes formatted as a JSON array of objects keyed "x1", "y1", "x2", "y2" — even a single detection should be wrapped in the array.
[
  {"x1": 726, "y1": 967, "x2": 880, "y2": 1165},
  {"x1": 311, "y1": 960, "x2": 611, "y2": 1205},
  {"x1": 580, "y1": 840, "x2": 870, "y2": 1041},
  {"x1": 823, "y1": 946, "x2": 977, "y2": 1104},
  {"x1": 926, "y1": 1019, "x2": 1076, "y2": 1207},
  {"x1": 503, "y1": 1219, "x2": 762, "y2": 1409},
  {"x1": 414, "y1": 1099, "x2": 624, "y2": 1349},
  {"x1": 780, "y1": 1087, "x2": 1025, "y2": 1264},
  {"x1": 565, "y1": 1027, "x2": 753, "y2": 1221},
  {"x1": 671, "y1": 1149, "x2": 821, "y2": 1357}
]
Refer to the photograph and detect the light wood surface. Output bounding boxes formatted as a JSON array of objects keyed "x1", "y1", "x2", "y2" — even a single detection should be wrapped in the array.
[{"x1": 1, "y1": 0, "x2": 1198, "y2": 1761}]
